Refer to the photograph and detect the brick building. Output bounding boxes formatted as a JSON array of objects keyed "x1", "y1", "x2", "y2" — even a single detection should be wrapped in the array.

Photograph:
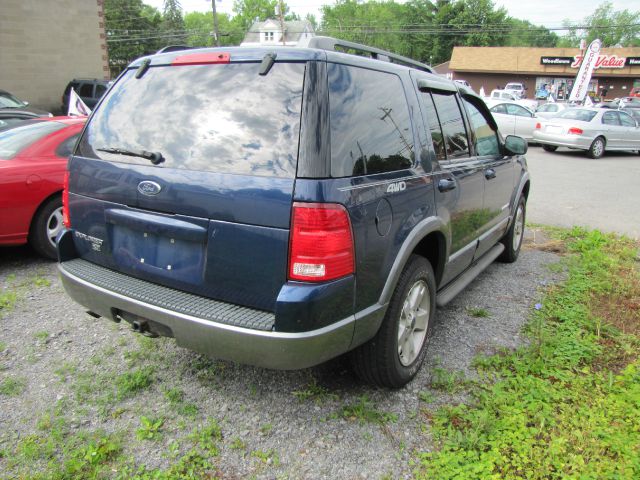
[
  {"x1": 443, "y1": 46, "x2": 640, "y2": 100},
  {"x1": 0, "y1": 0, "x2": 109, "y2": 112}
]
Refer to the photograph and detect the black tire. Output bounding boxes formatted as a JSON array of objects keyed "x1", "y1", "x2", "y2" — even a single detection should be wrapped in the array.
[
  {"x1": 351, "y1": 255, "x2": 436, "y2": 388},
  {"x1": 498, "y1": 195, "x2": 526, "y2": 263},
  {"x1": 29, "y1": 195, "x2": 63, "y2": 260},
  {"x1": 587, "y1": 136, "x2": 605, "y2": 159},
  {"x1": 542, "y1": 144, "x2": 558, "y2": 152}
]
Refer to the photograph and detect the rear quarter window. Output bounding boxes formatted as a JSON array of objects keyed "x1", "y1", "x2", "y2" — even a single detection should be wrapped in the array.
[{"x1": 328, "y1": 64, "x2": 413, "y2": 177}]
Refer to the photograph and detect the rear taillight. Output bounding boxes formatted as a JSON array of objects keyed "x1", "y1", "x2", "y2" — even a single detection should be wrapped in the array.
[
  {"x1": 288, "y1": 203, "x2": 354, "y2": 282},
  {"x1": 535, "y1": 123, "x2": 541, "y2": 129},
  {"x1": 62, "y1": 171, "x2": 71, "y2": 228},
  {"x1": 568, "y1": 127, "x2": 583, "y2": 135}
]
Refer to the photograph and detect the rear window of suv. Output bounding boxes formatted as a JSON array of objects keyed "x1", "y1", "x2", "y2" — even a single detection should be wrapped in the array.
[{"x1": 78, "y1": 62, "x2": 305, "y2": 178}]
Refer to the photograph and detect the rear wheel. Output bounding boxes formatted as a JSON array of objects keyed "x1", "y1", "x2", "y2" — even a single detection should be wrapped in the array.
[
  {"x1": 542, "y1": 144, "x2": 558, "y2": 152},
  {"x1": 29, "y1": 195, "x2": 63, "y2": 260},
  {"x1": 587, "y1": 136, "x2": 605, "y2": 159},
  {"x1": 499, "y1": 195, "x2": 526, "y2": 263},
  {"x1": 351, "y1": 255, "x2": 435, "y2": 388}
]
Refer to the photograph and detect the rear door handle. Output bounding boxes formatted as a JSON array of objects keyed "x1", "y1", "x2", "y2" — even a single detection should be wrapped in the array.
[
  {"x1": 438, "y1": 178, "x2": 456, "y2": 192},
  {"x1": 485, "y1": 168, "x2": 496, "y2": 180}
]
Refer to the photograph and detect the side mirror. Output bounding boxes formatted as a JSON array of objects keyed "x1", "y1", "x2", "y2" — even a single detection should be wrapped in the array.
[{"x1": 504, "y1": 135, "x2": 527, "y2": 155}]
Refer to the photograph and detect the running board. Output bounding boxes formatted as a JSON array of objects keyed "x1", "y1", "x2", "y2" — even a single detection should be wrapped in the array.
[{"x1": 436, "y1": 243, "x2": 505, "y2": 307}]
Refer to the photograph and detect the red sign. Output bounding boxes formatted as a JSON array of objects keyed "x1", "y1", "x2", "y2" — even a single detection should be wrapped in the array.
[{"x1": 571, "y1": 54, "x2": 627, "y2": 69}]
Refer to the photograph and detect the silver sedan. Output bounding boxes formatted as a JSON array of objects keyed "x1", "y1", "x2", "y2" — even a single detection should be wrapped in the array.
[{"x1": 532, "y1": 108, "x2": 640, "y2": 158}]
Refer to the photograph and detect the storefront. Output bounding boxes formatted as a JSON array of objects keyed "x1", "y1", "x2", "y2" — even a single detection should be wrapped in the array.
[{"x1": 444, "y1": 46, "x2": 640, "y2": 101}]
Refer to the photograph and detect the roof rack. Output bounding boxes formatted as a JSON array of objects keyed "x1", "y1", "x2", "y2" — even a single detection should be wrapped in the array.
[
  {"x1": 156, "y1": 45, "x2": 194, "y2": 54},
  {"x1": 307, "y1": 36, "x2": 434, "y2": 74}
]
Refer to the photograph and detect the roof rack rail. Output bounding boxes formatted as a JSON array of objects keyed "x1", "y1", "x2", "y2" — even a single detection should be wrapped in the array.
[
  {"x1": 307, "y1": 36, "x2": 434, "y2": 74},
  {"x1": 156, "y1": 45, "x2": 194, "y2": 54}
]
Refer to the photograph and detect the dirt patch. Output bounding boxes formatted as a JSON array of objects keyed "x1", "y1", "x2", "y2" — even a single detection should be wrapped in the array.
[{"x1": 523, "y1": 227, "x2": 568, "y2": 254}]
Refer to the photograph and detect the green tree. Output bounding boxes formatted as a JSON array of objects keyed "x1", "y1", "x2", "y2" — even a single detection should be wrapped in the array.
[
  {"x1": 505, "y1": 18, "x2": 558, "y2": 47},
  {"x1": 105, "y1": 0, "x2": 163, "y2": 76},
  {"x1": 559, "y1": 2, "x2": 639, "y2": 47},
  {"x1": 232, "y1": 0, "x2": 278, "y2": 31},
  {"x1": 184, "y1": 11, "x2": 243, "y2": 47},
  {"x1": 161, "y1": 0, "x2": 186, "y2": 44}
]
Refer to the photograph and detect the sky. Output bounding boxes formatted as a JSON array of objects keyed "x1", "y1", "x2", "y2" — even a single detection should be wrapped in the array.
[{"x1": 143, "y1": 0, "x2": 638, "y2": 29}]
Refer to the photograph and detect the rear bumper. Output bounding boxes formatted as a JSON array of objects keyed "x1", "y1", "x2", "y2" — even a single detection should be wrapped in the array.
[
  {"x1": 532, "y1": 131, "x2": 592, "y2": 150},
  {"x1": 59, "y1": 259, "x2": 359, "y2": 370}
]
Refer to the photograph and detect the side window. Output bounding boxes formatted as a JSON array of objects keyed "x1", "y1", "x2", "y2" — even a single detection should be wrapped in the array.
[
  {"x1": 420, "y1": 91, "x2": 446, "y2": 161},
  {"x1": 602, "y1": 111, "x2": 620, "y2": 126},
  {"x1": 462, "y1": 99, "x2": 500, "y2": 157},
  {"x1": 431, "y1": 92, "x2": 469, "y2": 159},
  {"x1": 95, "y1": 85, "x2": 107, "y2": 98},
  {"x1": 329, "y1": 64, "x2": 413, "y2": 177},
  {"x1": 619, "y1": 111, "x2": 636, "y2": 127},
  {"x1": 491, "y1": 104, "x2": 507, "y2": 114},
  {"x1": 549, "y1": 105, "x2": 559, "y2": 112},
  {"x1": 55, "y1": 133, "x2": 80, "y2": 158},
  {"x1": 506, "y1": 104, "x2": 531, "y2": 117},
  {"x1": 537, "y1": 104, "x2": 550, "y2": 112},
  {"x1": 79, "y1": 83, "x2": 93, "y2": 98}
]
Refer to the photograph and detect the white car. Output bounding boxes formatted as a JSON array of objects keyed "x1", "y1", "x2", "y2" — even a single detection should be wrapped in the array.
[
  {"x1": 486, "y1": 90, "x2": 538, "y2": 111},
  {"x1": 504, "y1": 82, "x2": 526, "y2": 99},
  {"x1": 535, "y1": 103, "x2": 572, "y2": 119},
  {"x1": 488, "y1": 101, "x2": 540, "y2": 141}
]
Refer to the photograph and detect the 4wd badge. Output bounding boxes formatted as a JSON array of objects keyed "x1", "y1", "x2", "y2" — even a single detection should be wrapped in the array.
[
  {"x1": 386, "y1": 181, "x2": 406, "y2": 194},
  {"x1": 138, "y1": 180, "x2": 162, "y2": 196}
]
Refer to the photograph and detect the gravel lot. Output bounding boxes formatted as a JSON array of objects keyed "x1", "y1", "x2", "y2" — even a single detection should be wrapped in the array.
[{"x1": 0, "y1": 231, "x2": 561, "y2": 479}]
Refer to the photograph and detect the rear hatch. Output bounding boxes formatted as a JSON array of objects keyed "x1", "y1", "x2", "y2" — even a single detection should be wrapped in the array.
[{"x1": 68, "y1": 52, "x2": 306, "y2": 311}]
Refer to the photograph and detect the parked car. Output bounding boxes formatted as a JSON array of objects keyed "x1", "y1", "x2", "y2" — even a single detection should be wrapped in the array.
[
  {"x1": 0, "y1": 117, "x2": 86, "y2": 259},
  {"x1": 535, "y1": 88, "x2": 550, "y2": 100},
  {"x1": 504, "y1": 82, "x2": 526, "y2": 99},
  {"x1": 488, "y1": 101, "x2": 539, "y2": 141},
  {"x1": 533, "y1": 108, "x2": 640, "y2": 158},
  {"x1": 486, "y1": 90, "x2": 538, "y2": 111},
  {"x1": 621, "y1": 107, "x2": 640, "y2": 123},
  {"x1": 57, "y1": 39, "x2": 530, "y2": 388},
  {"x1": 535, "y1": 102, "x2": 572, "y2": 119},
  {"x1": 630, "y1": 87, "x2": 640, "y2": 98},
  {"x1": 0, "y1": 89, "x2": 52, "y2": 127},
  {"x1": 61, "y1": 78, "x2": 111, "y2": 112}
]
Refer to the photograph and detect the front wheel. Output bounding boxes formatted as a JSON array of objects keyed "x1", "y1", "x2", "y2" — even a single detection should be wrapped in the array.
[
  {"x1": 499, "y1": 195, "x2": 526, "y2": 263},
  {"x1": 542, "y1": 144, "x2": 558, "y2": 152},
  {"x1": 29, "y1": 195, "x2": 63, "y2": 260},
  {"x1": 351, "y1": 255, "x2": 435, "y2": 388},
  {"x1": 587, "y1": 136, "x2": 605, "y2": 159}
]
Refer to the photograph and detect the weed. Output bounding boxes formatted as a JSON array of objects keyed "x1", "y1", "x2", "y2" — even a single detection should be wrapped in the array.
[
  {"x1": 429, "y1": 367, "x2": 467, "y2": 393},
  {"x1": 164, "y1": 387, "x2": 199, "y2": 417},
  {"x1": 230, "y1": 437, "x2": 247, "y2": 451},
  {"x1": 0, "y1": 341, "x2": 6, "y2": 353},
  {"x1": 466, "y1": 307, "x2": 490, "y2": 318},
  {"x1": 33, "y1": 331, "x2": 49, "y2": 341},
  {"x1": 0, "y1": 290, "x2": 17, "y2": 315},
  {"x1": 337, "y1": 395, "x2": 398, "y2": 425},
  {"x1": 32, "y1": 276, "x2": 50, "y2": 287},
  {"x1": 136, "y1": 416, "x2": 164, "y2": 441},
  {"x1": 251, "y1": 449, "x2": 279, "y2": 466},
  {"x1": 260, "y1": 423, "x2": 273, "y2": 434},
  {"x1": 0, "y1": 376, "x2": 26, "y2": 396},
  {"x1": 115, "y1": 366, "x2": 154, "y2": 399},
  {"x1": 418, "y1": 391, "x2": 435, "y2": 403},
  {"x1": 292, "y1": 378, "x2": 339, "y2": 404}
]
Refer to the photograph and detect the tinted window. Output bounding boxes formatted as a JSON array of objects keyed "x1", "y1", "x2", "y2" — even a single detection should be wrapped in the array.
[
  {"x1": 95, "y1": 85, "x2": 107, "y2": 97},
  {"x1": 80, "y1": 63, "x2": 304, "y2": 178},
  {"x1": 431, "y1": 92, "x2": 469, "y2": 159},
  {"x1": 558, "y1": 109, "x2": 597, "y2": 122},
  {"x1": 463, "y1": 99, "x2": 499, "y2": 157},
  {"x1": 619, "y1": 111, "x2": 636, "y2": 127},
  {"x1": 329, "y1": 64, "x2": 413, "y2": 177},
  {"x1": 420, "y1": 91, "x2": 446, "y2": 161},
  {"x1": 56, "y1": 133, "x2": 80, "y2": 158},
  {"x1": 79, "y1": 83, "x2": 93, "y2": 97},
  {"x1": 0, "y1": 92, "x2": 26, "y2": 108},
  {"x1": 0, "y1": 121, "x2": 65, "y2": 159},
  {"x1": 491, "y1": 104, "x2": 507, "y2": 114},
  {"x1": 602, "y1": 111, "x2": 620, "y2": 126}
]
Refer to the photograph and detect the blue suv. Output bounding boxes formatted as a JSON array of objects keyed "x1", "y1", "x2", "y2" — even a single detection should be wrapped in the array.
[{"x1": 57, "y1": 37, "x2": 530, "y2": 388}]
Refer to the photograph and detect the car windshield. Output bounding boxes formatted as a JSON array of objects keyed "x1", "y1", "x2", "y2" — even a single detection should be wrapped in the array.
[
  {"x1": 557, "y1": 109, "x2": 597, "y2": 122},
  {"x1": 0, "y1": 91, "x2": 27, "y2": 109},
  {"x1": 0, "y1": 121, "x2": 65, "y2": 159},
  {"x1": 507, "y1": 84, "x2": 522, "y2": 90}
]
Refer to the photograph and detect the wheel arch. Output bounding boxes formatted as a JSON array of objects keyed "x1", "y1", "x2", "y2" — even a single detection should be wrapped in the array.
[{"x1": 28, "y1": 190, "x2": 63, "y2": 238}]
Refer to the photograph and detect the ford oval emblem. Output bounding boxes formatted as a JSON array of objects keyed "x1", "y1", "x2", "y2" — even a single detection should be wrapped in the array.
[{"x1": 137, "y1": 180, "x2": 162, "y2": 196}]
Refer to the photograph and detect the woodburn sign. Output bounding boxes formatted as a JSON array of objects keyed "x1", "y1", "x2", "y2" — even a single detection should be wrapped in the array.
[{"x1": 541, "y1": 55, "x2": 640, "y2": 69}]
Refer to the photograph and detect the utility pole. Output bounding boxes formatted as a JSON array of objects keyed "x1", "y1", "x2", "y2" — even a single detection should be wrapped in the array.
[
  {"x1": 211, "y1": 0, "x2": 220, "y2": 46},
  {"x1": 278, "y1": 0, "x2": 286, "y2": 45}
]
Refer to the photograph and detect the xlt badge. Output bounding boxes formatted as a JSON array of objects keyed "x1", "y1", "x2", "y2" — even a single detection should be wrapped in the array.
[{"x1": 137, "y1": 180, "x2": 162, "y2": 196}]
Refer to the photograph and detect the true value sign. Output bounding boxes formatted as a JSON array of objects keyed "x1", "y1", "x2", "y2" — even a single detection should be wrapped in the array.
[{"x1": 541, "y1": 55, "x2": 640, "y2": 69}]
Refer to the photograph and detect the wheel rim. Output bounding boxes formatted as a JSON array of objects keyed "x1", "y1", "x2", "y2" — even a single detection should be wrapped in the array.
[
  {"x1": 46, "y1": 207, "x2": 64, "y2": 248},
  {"x1": 397, "y1": 279, "x2": 430, "y2": 366},
  {"x1": 593, "y1": 139, "x2": 604, "y2": 157},
  {"x1": 513, "y1": 203, "x2": 525, "y2": 252}
]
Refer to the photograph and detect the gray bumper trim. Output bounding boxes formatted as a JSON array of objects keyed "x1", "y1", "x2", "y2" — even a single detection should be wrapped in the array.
[{"x1": 59, "y1": 262, "x2": 356, "y2": 370}]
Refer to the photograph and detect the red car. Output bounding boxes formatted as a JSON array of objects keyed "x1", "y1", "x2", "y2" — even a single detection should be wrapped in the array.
[{"x1": 0, "y1": 117, "x2": 86, "y2": 259}]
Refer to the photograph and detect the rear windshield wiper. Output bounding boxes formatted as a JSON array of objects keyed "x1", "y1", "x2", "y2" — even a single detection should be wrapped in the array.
[{"x1": 97, "y1": 147, "x2": 165, "y2": 165}]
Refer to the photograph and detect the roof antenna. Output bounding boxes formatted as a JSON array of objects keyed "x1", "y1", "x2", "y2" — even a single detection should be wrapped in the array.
[
  {"x1": 258, "y1": 53, "x2": 277, "y2": 76},
  {"x1": 135, "y1": 58, "x2": 151, "y2": 79}
]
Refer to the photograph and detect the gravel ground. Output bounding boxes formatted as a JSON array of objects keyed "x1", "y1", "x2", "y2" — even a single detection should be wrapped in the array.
[{"x1": 0, "y1": 230, "x2": 561, "y2": 479}]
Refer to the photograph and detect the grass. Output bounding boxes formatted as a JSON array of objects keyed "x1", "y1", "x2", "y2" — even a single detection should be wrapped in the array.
[
  {"x1": 0, "y1": 376, "x2": 26, "y2": 396},
  {"x1": 292, "y1": 378, "x2": 339, "y2": 404},
  {"x1": 336, "y1": 395, "x2": 398, "y2": 425},
  {"x1": 466, "y1": 307, "x2": 490, "y2": 318},
  {"x1": 417, "y1": 227, "x2": 640, "y2": 479}
]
